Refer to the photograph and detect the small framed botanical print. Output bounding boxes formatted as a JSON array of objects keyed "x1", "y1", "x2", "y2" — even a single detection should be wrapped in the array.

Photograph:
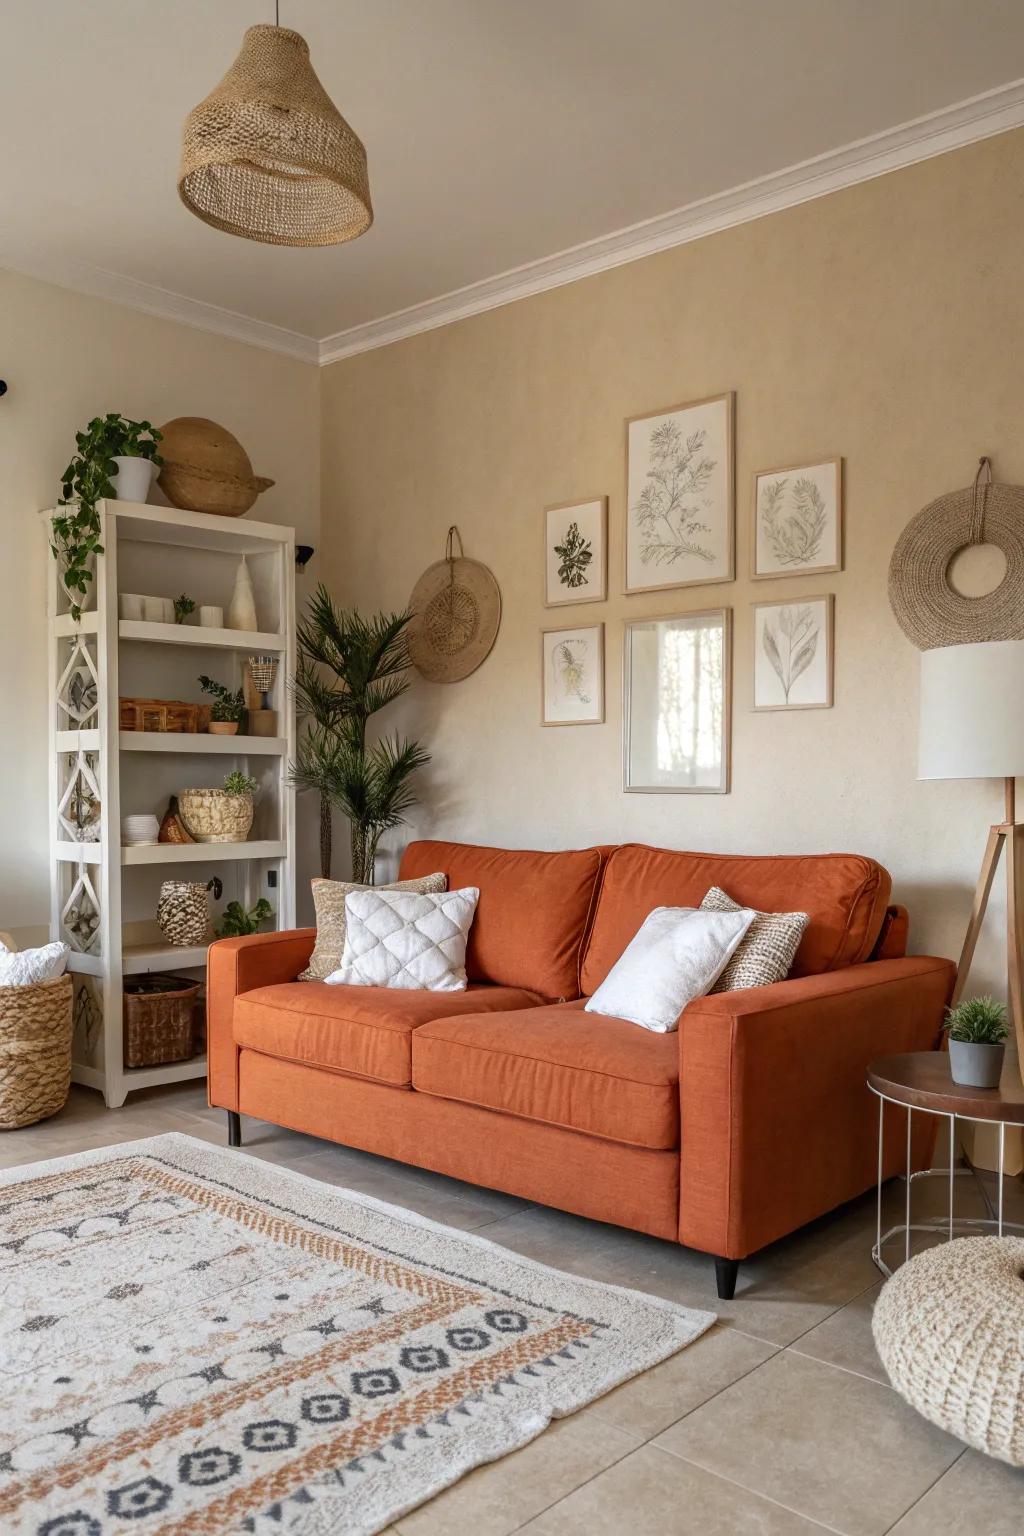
[
  {"x1": 752, "y1": 458, "x2": 842, "y2": 579},
  {"x1": 541, "y1": 623, "x2": 605, "y2": 726},
  {"x1": 625, "y1": 392, "x2": 734, "y2": 594},
  {"x1": 544, "y1": 497, "x2": 607, "y2": 607},
  {"x1": 753, "y1": 595, "x2": 834, "y2": 711}
]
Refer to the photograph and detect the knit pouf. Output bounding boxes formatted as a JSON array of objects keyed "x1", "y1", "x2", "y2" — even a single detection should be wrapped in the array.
[{"x1": 873, "y1": 1236, "x2": 1024, "y2": 1465}]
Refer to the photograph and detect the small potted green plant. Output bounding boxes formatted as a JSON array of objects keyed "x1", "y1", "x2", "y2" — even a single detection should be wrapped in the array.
[
  {"x1": 173, "y1": 594, "x2": 197, "y2": 625},
  {"x1": 216, "y1": 897, "x2": 274, "y2": 939},
  {"x1": 944, "y1": 996, "x2": 1008, "y2": 1088},
  {"x1": 55, "y1": 415, "x2": 163, "y2": 619},
  {"x1": 179, "y1": 770, "x2": 257, "y2": 843},
  {"x1": 198, "y1": 675, "x2": 245, "y2": 736}
]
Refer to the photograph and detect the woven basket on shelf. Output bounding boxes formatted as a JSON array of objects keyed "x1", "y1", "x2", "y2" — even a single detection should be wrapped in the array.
[
  {"x1": 123, "y1": 975, "x2": 199, "y2": 1068},
  {"x1": 178, "y1": 788, "x2": 253, "y2": 843},
  {"x1": 0, "y1": 973, "x2": 73, "y2": 1129}
]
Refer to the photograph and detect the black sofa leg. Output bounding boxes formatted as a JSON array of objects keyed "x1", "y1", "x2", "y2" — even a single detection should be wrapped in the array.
[
  {"x1": 714, "y1": 1257, "x2": 739, "y2": 1301},
  {"x1": 226, "y1": 1111, "x2": 241, "y2": 1148}
]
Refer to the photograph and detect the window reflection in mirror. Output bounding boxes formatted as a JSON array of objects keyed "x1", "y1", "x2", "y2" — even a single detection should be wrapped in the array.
[{"x1": 624, "y1": 610, "x2": 730, "y2": 793}]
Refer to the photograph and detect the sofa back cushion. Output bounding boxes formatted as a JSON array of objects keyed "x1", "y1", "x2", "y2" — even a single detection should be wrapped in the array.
[
  {"x1": 580, "y1": 844, "x2": 891, "y2": 994},
  {"x1": 399, "y1": 839, "x2": 603, "y2": 1000}
]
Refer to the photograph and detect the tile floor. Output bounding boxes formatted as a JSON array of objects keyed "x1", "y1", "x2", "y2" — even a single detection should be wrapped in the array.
[{"x1": 3, "y1": 1084, "x2": 1024, "y2": 1535}]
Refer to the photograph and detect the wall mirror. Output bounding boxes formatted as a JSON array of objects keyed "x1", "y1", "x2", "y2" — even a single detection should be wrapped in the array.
[{"x1": 623, "y1": 609, "x2": 731, "y2": 793}]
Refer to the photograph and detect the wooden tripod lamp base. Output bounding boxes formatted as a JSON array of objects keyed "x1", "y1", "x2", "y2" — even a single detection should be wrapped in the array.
[{"x1": 951, "y1": 778, "x2": 1024, "y2": 1076}]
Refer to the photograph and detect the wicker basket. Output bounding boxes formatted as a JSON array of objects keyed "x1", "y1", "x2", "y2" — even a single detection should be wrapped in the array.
[
  {"x1": 178, "y1": 788, "x2": 253, "y2": 843},
  {"x1": 123, "y1": 975, "x2": 199, "y2": 1068},
  {"x1": 0, "y1": 973, "x2": 73, "y2": 1130}
]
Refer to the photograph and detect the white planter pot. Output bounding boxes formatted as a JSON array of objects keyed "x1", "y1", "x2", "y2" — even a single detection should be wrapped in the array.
[{"x1": 111, "y1": 456, "x2": 157, "y2": 504}]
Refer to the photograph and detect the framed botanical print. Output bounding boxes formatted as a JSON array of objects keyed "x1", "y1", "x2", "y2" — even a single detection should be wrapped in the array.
[
  {"x1": 752, "y1": 458, "x2": 842, "y2": 578},
  {"x1": 541, "y1": 623, "x2": 605, "y2": 726},
  {"x1": 623, "y1": 608, "x2": 731, "y2": 792},
  {"x1": 625, "y1": 392, "x2": 734, "y2": 594},
  {"x1": 544, "y1": 497, "x2": 607, "y2": 607},
  {"x1": 753, "y1": 595, "x2": 834, "y2": 711}
]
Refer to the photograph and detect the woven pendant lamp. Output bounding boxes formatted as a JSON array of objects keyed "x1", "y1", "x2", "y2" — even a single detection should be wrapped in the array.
[{"x1": 179, "y1": 24, "x2": 372, "y2": 247}]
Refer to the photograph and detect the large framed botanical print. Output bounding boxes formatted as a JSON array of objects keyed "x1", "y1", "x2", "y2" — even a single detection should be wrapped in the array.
[
  {"x1": 623, "y1": 608, "x2": 731, "y2": 792},
  {"x1": 625, "y1": 392, "x2": 734, "y2": 594},
  {"x1": 543, "y1": 497, "x2": 607, "y2": 607}
]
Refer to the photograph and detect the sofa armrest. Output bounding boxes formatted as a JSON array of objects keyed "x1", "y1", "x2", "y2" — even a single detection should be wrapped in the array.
[
  {"x1": 207, "y1": 929, "x2": 316, "y2": 1111},
  {"x1": 677, "y1": 955, "x2": 955, "y2": 1261}
]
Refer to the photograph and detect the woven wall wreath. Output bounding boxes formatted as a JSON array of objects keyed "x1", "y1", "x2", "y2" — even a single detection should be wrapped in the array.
[{"x1": 888, "y1": 458, "x2": 1024, "y2": 649}]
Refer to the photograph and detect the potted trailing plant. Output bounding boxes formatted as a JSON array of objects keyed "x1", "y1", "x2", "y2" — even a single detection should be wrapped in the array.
[
  {"x1": 178, "y1": 770, "x2": 257, "y2": 844},
  {"x1": 289, "y1": 584, "x2": 428, "y2": 882},
  {"x1": 55, "y1": 415, "x2": 163, "y2": 619},
  {"x1": 944, "y1": 996, "x2": 1008, "y2": 1088},
  {"x1": 198, "y1": 675, "x2": 245, "y2": 736},
  {"x1": 216, "y1": 897, "x2": 274, "y2": 939}
]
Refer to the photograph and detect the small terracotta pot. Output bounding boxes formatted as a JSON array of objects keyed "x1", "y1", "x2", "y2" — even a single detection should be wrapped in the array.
[{"x1": 208, "y1": 721, "x2": 239, "y2": 736}]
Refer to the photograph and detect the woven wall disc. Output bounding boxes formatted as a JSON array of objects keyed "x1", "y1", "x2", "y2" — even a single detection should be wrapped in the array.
[
  {"x1": 888, "y1": 478, "x2": 1024, "y2": 650},
  {"x1": 408, "y1": 532, "x2": 501, "y2": 683}
]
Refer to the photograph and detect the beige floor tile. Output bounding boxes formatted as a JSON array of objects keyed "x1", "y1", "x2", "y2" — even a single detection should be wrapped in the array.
[
  {"x1": 888, "y1": 1449, "x2": 1024, "y2": 1533},
  {"x1": 517, "y1": 1445, "x2": 832, "y2": 1534},
  {"x1": 393, "y1": 1411, "x2": 639, "y2": 1536},
  {"x1": 582, "y1": 1323, "x2": 778, "y2": 1440},
  {"x1": 789, "y1": 1282, "x2": 888, "y2": 1385},
  {"x1": 655, "y1": 1349, "x2": 963, "y2": 1536}
]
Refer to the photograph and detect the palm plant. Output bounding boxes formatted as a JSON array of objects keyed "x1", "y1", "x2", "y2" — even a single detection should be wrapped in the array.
[{"x1": 290, "y1": 584, "x2": 428, "y2": 882}]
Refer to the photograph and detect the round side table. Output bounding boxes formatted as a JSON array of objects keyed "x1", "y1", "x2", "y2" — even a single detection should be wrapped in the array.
[{"x1": 867, "y1": 1051, "x2": 1024, "y2": 1277}]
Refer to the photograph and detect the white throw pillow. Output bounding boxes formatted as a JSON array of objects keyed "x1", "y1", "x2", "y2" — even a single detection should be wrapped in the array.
[
  {"x1": 585, "y1": 906, "x2": 755, "y2": 1032},
  {"x1": 326, "y1": 887, "x2": 480, "y2": 992},
  {"x1": 0, "y1": 940, "x2": 69, "y2": 986}
]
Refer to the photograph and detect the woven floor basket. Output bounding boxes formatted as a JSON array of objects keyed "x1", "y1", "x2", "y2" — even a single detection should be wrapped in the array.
[
  {"x1": 123, "y1": 976, "x2": 199, "y2": 1068},
  {"x1": 0, "y1": 973, "x2": 73, "y2": 1129}
]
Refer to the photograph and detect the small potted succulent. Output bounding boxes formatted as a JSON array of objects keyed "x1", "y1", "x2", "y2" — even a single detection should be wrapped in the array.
[
  {"x1": 178, "y1": 770, "x2": 257, "y2": 844},
  {"x1": 944, "y1": 996, "x2": 1008, "y2": 1089},
  {"x1": 198, "y1": 675, "x2": 245, "y2": 736}
]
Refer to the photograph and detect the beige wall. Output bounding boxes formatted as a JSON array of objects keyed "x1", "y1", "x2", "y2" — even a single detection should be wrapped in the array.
[
  {"x1": 0, "y1": 268, "x2": 320, "y2": 940},
  {"x1": 320, "y1": 128, "x2": 1024, "y2": 1006}
]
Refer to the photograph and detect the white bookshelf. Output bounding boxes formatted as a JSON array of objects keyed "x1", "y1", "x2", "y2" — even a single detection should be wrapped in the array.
[{"x1": 43, "y1": 498, "x2": 297, "y2": 1107}]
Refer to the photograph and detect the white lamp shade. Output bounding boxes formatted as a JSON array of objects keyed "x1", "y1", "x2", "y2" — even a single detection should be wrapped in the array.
[{"x1": 918, "y1": 640, "x2": 1024, "y2": 779}]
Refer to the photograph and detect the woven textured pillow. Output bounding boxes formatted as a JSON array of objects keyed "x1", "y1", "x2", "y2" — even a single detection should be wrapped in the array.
[
  {"x1": 299, "y1": 871, "x2": 447, "y2": 980},
  {"x1": 327, "y1": 887, "x2": 480, "y2": 992},
  {"x1": 699, "y1": 886, "x2": 809, "y2": 991}
]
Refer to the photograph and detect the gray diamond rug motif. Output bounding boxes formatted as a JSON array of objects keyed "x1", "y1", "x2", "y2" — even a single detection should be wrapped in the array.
[{"x1": 0, "y1": 1133, "x2": 713, "y2": 1534}]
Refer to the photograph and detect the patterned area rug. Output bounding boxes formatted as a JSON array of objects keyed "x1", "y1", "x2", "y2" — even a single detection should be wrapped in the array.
[{"x1": 0, "y1": 1133, "x2": 713, "y2": 1535}]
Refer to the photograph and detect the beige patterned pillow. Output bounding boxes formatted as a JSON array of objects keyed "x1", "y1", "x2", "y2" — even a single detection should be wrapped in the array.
[
  {"x1": 699, "y1": 886, "x2": 809, "y2": 992},
  {"x1": 300, "y1": 872, "x2": 447, "y2": 980}
]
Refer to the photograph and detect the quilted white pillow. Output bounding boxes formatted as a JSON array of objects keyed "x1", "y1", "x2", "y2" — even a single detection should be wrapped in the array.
[
  {"x1": 585, "y1": 905, "x2": 754, "y2": 1032},
  {"x1": 0, "y1": 940, "x2": 69, "y2": 986},
  {"x1": 326, "y1": 887, "x2": 480, "y2": 992}
]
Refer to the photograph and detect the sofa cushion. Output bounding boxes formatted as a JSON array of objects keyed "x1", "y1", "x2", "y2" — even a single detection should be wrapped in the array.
[
  {"x1": 581, "y1": 844, "x2": 891, "y2": 993},
  {"x1": 233, "y1": 981, "x2": 544, "y2": 1088},
  {"x1": 412, "y1": 1000, "x2": 679, "y2": 1150},
  {"x1": 398, "y1": 839, "x2": 603, "y2": 1000}
]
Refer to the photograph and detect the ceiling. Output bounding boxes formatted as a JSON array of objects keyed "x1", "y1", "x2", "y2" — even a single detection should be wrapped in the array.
[{"x1": 3, "y1": 0, "x2": 1024, "y2": 358}]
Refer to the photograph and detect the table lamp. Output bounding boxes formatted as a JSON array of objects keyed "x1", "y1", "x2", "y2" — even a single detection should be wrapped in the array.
[{"x1": 918, "y1": 639, "x2": 1024, "y2": 1072}]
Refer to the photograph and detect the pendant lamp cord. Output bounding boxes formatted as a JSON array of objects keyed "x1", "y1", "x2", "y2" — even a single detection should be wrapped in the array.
[{"x1": 274, "y1": 0, "x2": 279, "y2": 23}]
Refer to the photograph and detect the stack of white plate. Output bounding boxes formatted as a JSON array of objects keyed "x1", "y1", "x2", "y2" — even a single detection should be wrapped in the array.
[{"x1": 122, "y1": 814, "x2": 160, "y2": 847}]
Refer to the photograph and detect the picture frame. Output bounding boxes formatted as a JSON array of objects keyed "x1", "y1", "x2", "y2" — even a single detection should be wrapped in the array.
[
  {"x1": 543, "y1": 497, "x2": 608, "y2": 607},
  {"x1": 752, "y1": 594, "x2": 834, "y2": 711},
  {"x1": 623, "y1": 608, "x2": 731, "y2": 793},
  {"x1": 624, "y1": 392, "x2": 734, "y2": 595},
  {"x1": 541, "y1": 623, "x2": 605, "y2": 727},
  {"x1": 751, "y1": 457, "x2": 843, "y2": 579}
]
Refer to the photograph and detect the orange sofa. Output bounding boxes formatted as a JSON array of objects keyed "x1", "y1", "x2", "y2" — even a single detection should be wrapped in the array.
[{"x1": 207, "y1": 840, "x2": 955, "y2": 1298}]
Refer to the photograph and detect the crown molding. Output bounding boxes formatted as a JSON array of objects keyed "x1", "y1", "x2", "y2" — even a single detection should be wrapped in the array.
[
  {"x1": 319, "y1": 77, "x2": 1024, "y2": 365},
  {"x1": 0, "y1": 245, "x2": 320, "y2": 364}
]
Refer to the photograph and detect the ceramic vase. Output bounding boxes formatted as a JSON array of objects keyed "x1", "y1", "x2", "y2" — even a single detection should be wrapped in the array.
[{"x1": 227, "y1": 555, "x2": 258, "y2": 632}]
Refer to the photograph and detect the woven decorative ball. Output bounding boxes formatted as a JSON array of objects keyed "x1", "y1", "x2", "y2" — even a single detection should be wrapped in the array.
[
  {"x1": 888, "y1": 471, "x2": 1024, "y2": 649},
  {"x1": 156, "y1": 417, "x2": 274, "y2": 517},
  {"x1": 873, "y1": 1236, "x2": 1024, "y2": 1465}
]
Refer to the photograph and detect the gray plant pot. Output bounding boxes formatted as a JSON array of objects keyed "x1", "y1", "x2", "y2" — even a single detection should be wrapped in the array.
[{"x1": 948, "y1": 1039, "x2": 1005, "y2": 1089}]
